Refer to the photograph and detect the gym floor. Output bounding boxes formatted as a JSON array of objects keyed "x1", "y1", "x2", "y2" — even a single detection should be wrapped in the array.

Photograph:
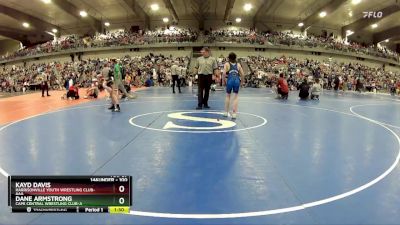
[{"x1": 0, "y1": 87, "x2": 400, "y2": 225}]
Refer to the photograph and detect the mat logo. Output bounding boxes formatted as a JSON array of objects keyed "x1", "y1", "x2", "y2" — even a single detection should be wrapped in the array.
[
  {"x1": 163, "y1": 112, "x2": 236, "y2": 130},
  {"x1": 130, "y1": 110, "x2": 266, "y2": 133}
]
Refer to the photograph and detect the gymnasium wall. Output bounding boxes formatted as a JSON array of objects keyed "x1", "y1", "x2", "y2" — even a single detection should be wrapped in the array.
[
  {"x1": 348, "y1": 31, "x2": 374, "y2": 45},
  {"x1": 204, "y1": 20, "x2": 255, "y2": 31},
  {"x1": 307, "y1": 26, "x2": 342, "y2": 39},
  {"x1": 0, "y1": 39, "x2": 21, "y2": 56},
  {"x1": 151, "y1": 20, "x2": 199, "y2": 30}
]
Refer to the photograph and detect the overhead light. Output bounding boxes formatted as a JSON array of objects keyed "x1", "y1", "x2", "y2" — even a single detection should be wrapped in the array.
[
  {"x1": 385, "y1": 39, "x2": 389, "y2": 42},
  {"x1": 319, "y1": 11, "x2": 327, "y2": 18},
  {"x1": 41, "y1": 0, "x2": 51, "y2": 4},
  {"x1": 22, "y1": 22, "x2": 30, "y2": 28},
  {"x1": 348, "y1": 11, "x2": 353, "y2": 17},
  {"x1": 80, "y1": 10, "x2": 88, "y2": 17},
  {"x1": 351, "y1": 0, "x2": 362, "y2": 5},
  {"x1": 243, "y1": 3, "x2": 253, "y2": 11},
  {"x1": 52, "y1": 28, "x2": 58, "y2": 33},
  {"x1": 298, "y1": 22, "x2": 304, "y2": 27},
  {"x1": 151, "y1": 4, "x2": 159, "y2": 11},
  {"x1": 346, "y1": 30, "x2": 354, "y2": 36},
  {"x1": 104, "y1": 22, "x2": 110, "y2": 27},
  {"x1": 235, "y1": 18, "x2": 241, "y2": 23},
  {"x1": 163, "y1": 17, "x2": 169, "y2": 23},
  {"x1": 371, "y1": 23, "x2": 378, "y2": 29}
]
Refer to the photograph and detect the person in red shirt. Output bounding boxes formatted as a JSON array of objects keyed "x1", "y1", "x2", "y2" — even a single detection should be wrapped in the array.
[
  {"x1": 277, "y1": 73, "x2": 289, "y2": 99},
  {"x1": 66, "y1": 84, "x2": 79, "y2": 100}
]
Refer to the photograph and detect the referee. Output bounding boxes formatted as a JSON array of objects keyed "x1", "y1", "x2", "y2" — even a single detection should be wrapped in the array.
[
  {"x1": 171, "y1": 61, "x2": 181, "y2": 93},
  {"x1": 194, "y1": 47, "x2": 218, "y2": 109},
  {"x1": 41, "y1": 72, "x2": 51, "y2": 97}
]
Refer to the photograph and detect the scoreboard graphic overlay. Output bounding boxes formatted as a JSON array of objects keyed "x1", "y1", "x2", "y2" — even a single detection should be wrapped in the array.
[{"x1": 8, "y1": 176, "x2": 132, "y2": 213}]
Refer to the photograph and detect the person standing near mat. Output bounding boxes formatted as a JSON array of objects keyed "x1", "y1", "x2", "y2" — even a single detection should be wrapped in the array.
[
  {"x1": 171, "y1": 61, "x2": 181, "y2": 93},
  {"x1": 101, "y1": 61, "x2": 112, "y2": 99},
  {"x1": 41, "y1": 71, "x2": 51, "y2": 97},
  {"x1": 223, "y1": 52, "x2": 244, "y2": 119},
  {"x1": 194, "y1": 47, "x2": 219, "y2": 110},
  {"x1": 277, "y1": 73, "x2": 289, "y2": 99},
  {"x1": 109, "y1": 59, "x2": 121, "y2": 112},
  {"x1": 117, "y1": 61, "x2": 136, "y2": 100}
]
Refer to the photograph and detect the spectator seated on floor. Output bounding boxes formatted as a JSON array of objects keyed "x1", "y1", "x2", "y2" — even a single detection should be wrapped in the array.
[
  {"x1": 277, "y1": 73, "x2": 289, "y2": 99},
  {"x1": 299, "y1": 79, "x2": 310, "y2": 100},
  {"x1": 84, "y1": 83, "x2": 99, "y2": 99},
  {"x1": 311, "y1": 78, "x2": 322, "y2": 100},
  {"x1": 390, "y1": 85, "x2": 396, "y2": 96},
  {"x1": 66, "y1": 84, "x2": 79, "y2": 100},
  {"x1": 144, "y1": 76, "x2": 154, "y2": 87}
]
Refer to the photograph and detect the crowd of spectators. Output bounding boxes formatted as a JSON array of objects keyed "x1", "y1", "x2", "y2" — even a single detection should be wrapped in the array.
[
  {"x1": 1, "y1": 52, "x2": 399, "y2": 97},
  {"x1": 1, "y1": 28, "x2": 198, "y2": 61},
  {"x1": 205, "y1": 28, "x2": 264, "y2": 45},
  {"x1": 244, "y1": 55, "x2": 400, "y2": 95},
  {"x1": 0, "y1": 62, "x2": 63, "y2": 93},
  {"x1": 0, "y1": 53, "x2": 190, "y2": 95},
  {"x1": 205, "y1": 28, "x2": 399, "y2": 62},
  {"x1": 1, "y1": 27, "x2": 398, "y2": 63}
]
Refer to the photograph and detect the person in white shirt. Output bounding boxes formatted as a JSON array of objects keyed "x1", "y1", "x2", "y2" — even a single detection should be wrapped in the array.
[
  {"x1": 170, "y1": 61, "x2": 181, "y2": 93},
  {"x1": 152, "y1": 68, "x2": 157, "y2": 81},
  {"x1": 311, "y1": 78, "x2": 322, "y2": 100},
  {"x1": 68, "y1": 76, "x2": 74, "y2": 89},
  {"x1": 23, "y1": 81, "x2": 28, "y2": 93},
  {"x1": 257, "y1": 70, "x2": 264, "y2": 79},
  {"x1": 41, "y1": 72, "x2": 50, "y2": 97}
]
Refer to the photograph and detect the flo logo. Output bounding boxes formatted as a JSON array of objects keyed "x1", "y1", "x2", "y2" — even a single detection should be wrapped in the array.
[
  {"x1": 363, "y1": 11, "x2": 383, "y2": 18},
  {"x1": 129, "y1": 110, "x2": 267, "y2": 133}
]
